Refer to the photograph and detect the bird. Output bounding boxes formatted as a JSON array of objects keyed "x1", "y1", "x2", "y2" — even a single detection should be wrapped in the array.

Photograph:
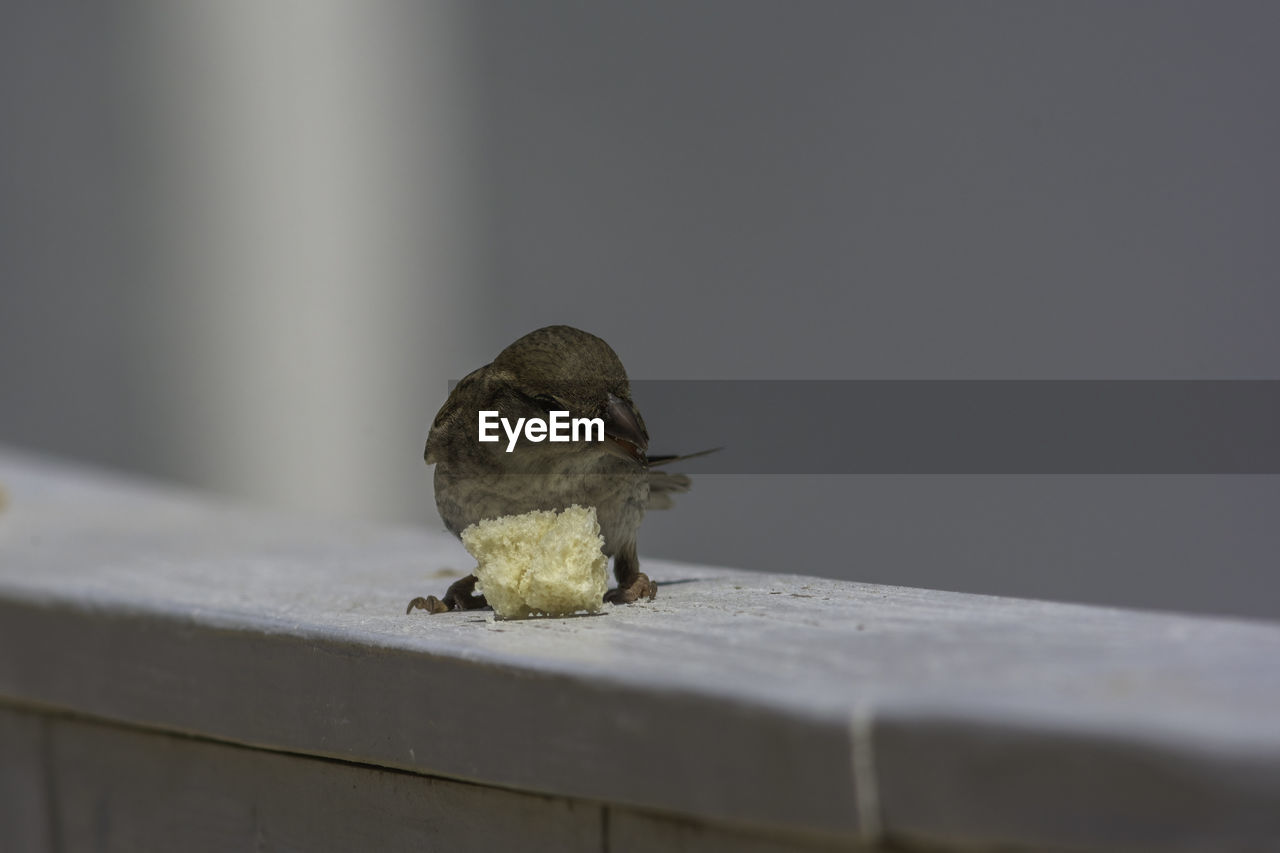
[{"x1": 407, "y1": 325, "x2": 706, "y2": 614}]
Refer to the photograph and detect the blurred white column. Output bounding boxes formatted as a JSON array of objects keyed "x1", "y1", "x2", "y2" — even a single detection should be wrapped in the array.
[{"x1": 137, "y1": 1, "x2": 486, "y2": 523}]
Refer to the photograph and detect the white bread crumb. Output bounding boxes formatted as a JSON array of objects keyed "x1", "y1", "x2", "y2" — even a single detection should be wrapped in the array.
[{"x1": 462, "y1": 505, "x2": 608, "y2": 620}]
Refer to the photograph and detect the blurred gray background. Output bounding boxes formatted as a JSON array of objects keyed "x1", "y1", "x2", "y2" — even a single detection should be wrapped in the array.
[{"x1": 2, "y1": 2, "x2": 1277, "y2": 620}]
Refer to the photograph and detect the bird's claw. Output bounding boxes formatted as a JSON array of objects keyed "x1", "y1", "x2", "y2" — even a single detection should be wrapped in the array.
[
  {"x1": 605, "y1": 572, "x2": 657, "y2": 605},
  {"x1": 405, "y1": 595, "x2": 451, "y2": 615},
  {"x1": 406, "y1": 574, "x2": 488, "y2": 615}
]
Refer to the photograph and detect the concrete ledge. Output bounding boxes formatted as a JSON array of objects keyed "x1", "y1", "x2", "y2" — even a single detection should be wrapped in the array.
[
  {"x1": 1, "y1": 706, "x2": 602, "y2": 852},
  {"x1": 2, "y1": 447, "x2": 1279, "y2": 851}
]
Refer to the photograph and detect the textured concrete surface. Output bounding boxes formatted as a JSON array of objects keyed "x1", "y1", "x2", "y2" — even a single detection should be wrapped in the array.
[
  {"x1": 0, "y1": 706, "x2": 51, "y2": 852},
  {"x1": 2, "y1": 446, "x2": 1279, "y2": 850},
  {"x1": 607, "y1": 809, "x2": 869, "y2": 853},
  {"x1": 44, "y1": 714, "x2": 601, "y2": 853}
]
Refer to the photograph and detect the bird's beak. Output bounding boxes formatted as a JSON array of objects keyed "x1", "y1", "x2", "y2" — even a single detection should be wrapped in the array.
[{"x1": 603, "y1": 393, "x2": 649, "y2": 462}]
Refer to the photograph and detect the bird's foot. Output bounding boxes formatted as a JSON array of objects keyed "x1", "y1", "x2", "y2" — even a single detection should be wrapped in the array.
[
  {"x1": 405, "y1": 574, "x2": 488, "y2": 614},
  {"x1": 605, "y1": 572, "x2": 657, "y2": 605},
  {"x1": 406, "y1": 595, "x2": 451, "y2": 615}
]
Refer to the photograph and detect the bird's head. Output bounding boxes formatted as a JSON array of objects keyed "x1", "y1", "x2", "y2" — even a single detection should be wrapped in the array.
[{"x1": 492, "y1": 325, "x2": 650, "y2": 463}]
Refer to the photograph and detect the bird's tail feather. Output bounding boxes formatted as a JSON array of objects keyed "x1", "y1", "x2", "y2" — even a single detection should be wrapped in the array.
[
  {"x1": 646, "y1": 447, "x2": 721, "y2": 467},
  {"x1": 645, "y1": 447, "x2": 718, "y2": 510},
  {"x1": 646, "y1": 471, "x2": 692, "y2": 510}
]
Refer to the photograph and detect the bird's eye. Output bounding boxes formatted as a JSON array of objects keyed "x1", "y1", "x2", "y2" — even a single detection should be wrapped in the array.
[{"x1": 532, "y1": 394, "x2": 558, "y2": 409}]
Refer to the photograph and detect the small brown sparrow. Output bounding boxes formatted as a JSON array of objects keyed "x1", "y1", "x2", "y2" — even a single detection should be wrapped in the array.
[{"x1": 408, "y1": 325, "x2": 706, "y2": 613}]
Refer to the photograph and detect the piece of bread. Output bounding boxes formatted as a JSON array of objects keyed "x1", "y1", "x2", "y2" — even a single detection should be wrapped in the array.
[{"x1": 461, "y1": 504, "x2": 608, "y2": 620}]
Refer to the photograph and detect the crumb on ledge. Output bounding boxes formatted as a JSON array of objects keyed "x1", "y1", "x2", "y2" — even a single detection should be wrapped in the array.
[{"x1": 462, "y1": 505, "x2": 608, "y2": 620}]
